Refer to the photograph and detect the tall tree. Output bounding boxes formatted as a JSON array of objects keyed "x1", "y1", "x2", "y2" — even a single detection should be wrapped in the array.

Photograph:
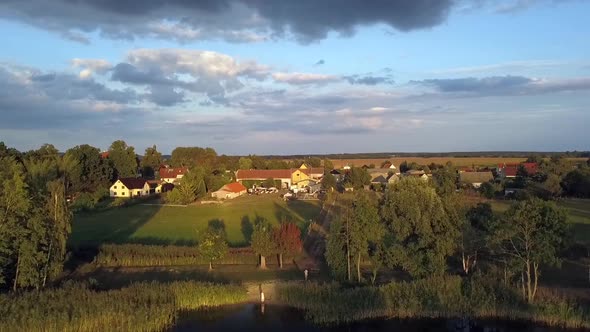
[
  {"x1": 460, "y1": 202, "x2": 495, "y2": 274},
  {"x1": 321, "y1": 170, "x2": 337, "y2": 190},
  {"x1": 251, "y1": 221, "x2": 276, "y2": 269},
  {"x1": 325, "y1": 202, "x2": 354, "y2": 281},
  {"x1": 64, "y1": 144, "x2": 112, "y2": 193},
  {"x1": 42, "y1": 180, "x2": 72, "y2": 285},
  {"x1": 273, "y1": 223, "x2": 302, "y2": 269},
  {"x1": 238, "y1": 157, "x2": 253, "y2": 170},
  {"x1": 380, "y1": 178, "x2": 460, "y2": 278},
  {"x1": 349, "y1": 192, "x2": 383, "y2": 282},
  {"x1": 432, "y1": 164, "x2": 457, "y2": 196},
  {"x1": 198, "y1": 228, "x2": 229, "y2": 271},
  {"x1": 141, "y1": 145, "x2": 162, "y2": 179},
  {"x1": 108, "y1": 140, "x2": 137, "y2": 178},
  {"x1": 491, "y1": 199, "x2": 568, "y2": 303}
]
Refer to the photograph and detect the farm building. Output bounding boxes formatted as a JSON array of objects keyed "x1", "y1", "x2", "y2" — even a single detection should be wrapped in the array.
[
  {"x1": 459, "y1": 171, "x2": 494, "y2": 188},
  {"x1": 236, "y1": 164, "x2": 323, "y2": 189},
  {"x1": 159, "y1": 166, "x2": 188, "y2": 183},
  {"x1": 404, "y1": 170, "x2": 429, "y2": 181},
  {"x1": 211, "y1": 182, "x2": 247, "y2": 199},
  {"x1": 110, "y1": 178, "x2": 150, "y2": 198}
]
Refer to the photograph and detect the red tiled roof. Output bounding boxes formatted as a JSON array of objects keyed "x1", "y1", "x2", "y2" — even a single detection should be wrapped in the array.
[
  {"x1": 499, "y1": 162, "x2": 538, "y2": 177},
  {"x1": 100, "y1": 151, "x2": 109, "y2": 159},
  {"x1": 222, "y1": 182, "x2": 247, "y2": 193},
  {"x1": 118, "y1": 178, "x2": 147, "y2": 189},
  {"x1": 159, "y1": 167, "x2": 188, "y2": 179},
  {"x1": 236, "y1": 169, "x2": 292, "y2": 179}
]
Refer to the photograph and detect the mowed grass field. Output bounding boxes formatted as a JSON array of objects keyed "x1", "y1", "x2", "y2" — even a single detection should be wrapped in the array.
[
  {"x1": 329, "y1": 157, "x2": 587, "y2": 168},
  {"x1": 489, "y1": 198, "x2": 590, "y2": 244},
  {"x1": 71, "y1": 195, "x2": 322, "y2": 248}
]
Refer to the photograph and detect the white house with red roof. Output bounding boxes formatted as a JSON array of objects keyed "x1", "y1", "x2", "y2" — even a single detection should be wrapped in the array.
[
  {"x1": 211, "y1": 182, "x2": 247, "y2": 199},
  {"x1": 159, "y1": 166, "x2": 188, "y2": 183}
]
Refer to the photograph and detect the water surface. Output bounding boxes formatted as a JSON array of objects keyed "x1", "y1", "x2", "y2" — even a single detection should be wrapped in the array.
[{"x1": 170, "y1": 303, "x2": 575, "y2": 332}]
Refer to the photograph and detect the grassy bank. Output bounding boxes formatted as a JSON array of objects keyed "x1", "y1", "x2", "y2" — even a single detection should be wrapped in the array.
[
  {"x1": 71, "y1": 195, "x2": 321, "y2": 247},
  {"x1": 0, "y1": 281, "x2": 247, "y2": 332},
  {"x1": 274, "y1": 276, "x2": 590, "y2": 328}
]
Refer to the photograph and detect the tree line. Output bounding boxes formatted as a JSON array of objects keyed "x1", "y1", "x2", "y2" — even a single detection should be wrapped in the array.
[{"x1": 325, "y1": 175, "x2": 569, "y2": 304}]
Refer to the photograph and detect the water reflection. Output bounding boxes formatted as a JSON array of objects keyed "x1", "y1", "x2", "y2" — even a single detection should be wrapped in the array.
[{"x1": 171, "y1": 304, "x2": 574, "y2": 332}]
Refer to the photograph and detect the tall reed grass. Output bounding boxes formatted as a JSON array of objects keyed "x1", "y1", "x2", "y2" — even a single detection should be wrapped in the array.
[
  {"x1": 275, "y1": 275, "x2": 590, "y2": 328},
  {"x1": 0, "y1": 281, "x2": 247, "y2": 332},
  {"x1": 94, "y1": 244, "x2": 276, "y2": 267}
]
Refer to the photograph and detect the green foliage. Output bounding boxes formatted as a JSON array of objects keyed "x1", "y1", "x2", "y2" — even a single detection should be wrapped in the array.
[
  {"x1": 238, "y1": 157, "x2": 253, "y2": 170},
  {"x1": 165, "y1": 167, "x2": 207, "y2": 204},
  {"x1": 343, "y1": 166, "x2": 370, "y2": 189},
  {"x1": 140, "y1": 145, "x2": 162, "y2": 179},
  {"x1": 350, "y1": 191, "x2": 383, "y2": 282},
  {"x1": 491, "y1": 198, "x2": 569, "y2": 303},
  {"x1": 479, "y1": 181, "x2": 496, "y2": 199},
  {"x1": 171, "y1": 147, "x2": 217, "y2": 169},
  {"x1": 431, "y1": 165, "x2": 457, "y2": 196},
  {"x1": 562, "y1": 168, "x2": 590, "y2": 197},
  {"x1": 108, "y1": 140, "x2": 137, "y2": 178},
  {"x1": 64, "y1": 144, "x2": 112, "y2": 194},
  {"x1": 0, "y1": 281, "x2": 247, "y2": 332},
  {"x1": 325, "y1": 219, "x2": 348, "y2": 280},
  {"x1": 94, "y1": 244, "x2": 267, "y2": 266},
  {"x1": 321, "y1": 170, "x2": 337, "y2": 190},
  {"x1": 323, "y1": 159, "x2": 334, "y2": 171},
  {"x1": 380, "y1": 178, "x2": 460, "y2": 278},
  {"x1": 251, "y1": 221, "x2": 276, "y2": 268},
  {"x1": 198, "y1": 228, "x2": 229, "y2": 269},
  {"x1": 263, "y1": 177, "x2": 276, "y2": 188}
]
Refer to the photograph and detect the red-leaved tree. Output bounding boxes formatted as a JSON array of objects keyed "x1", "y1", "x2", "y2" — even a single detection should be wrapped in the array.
[{"x1": 273, "y1": 223, "x2": 302, "y2": 268}]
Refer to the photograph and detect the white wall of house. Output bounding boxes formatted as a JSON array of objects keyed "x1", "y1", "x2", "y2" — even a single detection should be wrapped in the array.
[{"x1": 110, "y1": 180, "x2": 150, "y2": 198}]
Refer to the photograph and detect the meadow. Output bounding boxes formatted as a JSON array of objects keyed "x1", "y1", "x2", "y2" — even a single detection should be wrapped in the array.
[
  {"x1": 70, "y1": 195, "x2": 321, "y2": 248},
  {"x1": 329, "y1": 157, "x2": 587, "y2": 168},
  {"x1": 489, "y1": 198, "x2": 590, "y2": 244}
]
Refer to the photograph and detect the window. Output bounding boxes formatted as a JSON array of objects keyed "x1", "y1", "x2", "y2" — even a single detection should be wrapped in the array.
[
  {"x1": 113, "y1": 186, "x2": 117, "y2": 189},
  {"x1": 122, "y1": 192, "x2": 126, "y2": 196}
]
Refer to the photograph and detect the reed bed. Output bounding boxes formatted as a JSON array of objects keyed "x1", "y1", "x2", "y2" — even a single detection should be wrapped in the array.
[
  {"x1": 275, "y1": 275, "x2": 590, "y2": 329},
  {"x1": 94, "y1": 244, "x2": 276, "y2": 267},
  {"x1": 0, "y1": 281, "x2": 247, "y2": 332}
]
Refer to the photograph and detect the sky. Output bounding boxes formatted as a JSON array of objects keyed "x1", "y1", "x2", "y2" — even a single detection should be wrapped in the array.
[{"x1": 0, "y1": 0, "x2": 589, "y2": 155}]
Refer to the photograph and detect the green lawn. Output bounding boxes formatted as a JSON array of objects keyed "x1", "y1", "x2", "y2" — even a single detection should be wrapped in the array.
[
  {"x1": 490, "y1": 198, "x2": 590, "y2": 244},
  {"x1": 71, "y1": 195, "x2": 321, "y2": 247}
]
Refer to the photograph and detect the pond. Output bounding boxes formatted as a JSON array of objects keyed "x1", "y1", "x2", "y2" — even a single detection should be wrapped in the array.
[{"x1": 170, "y1": 303, "x2": 575, "y2": 332}]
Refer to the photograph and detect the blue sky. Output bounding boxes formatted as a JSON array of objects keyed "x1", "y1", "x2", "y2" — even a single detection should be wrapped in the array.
[{"x1": 0, "y1": 0, "x2": 589, "y2": 155}]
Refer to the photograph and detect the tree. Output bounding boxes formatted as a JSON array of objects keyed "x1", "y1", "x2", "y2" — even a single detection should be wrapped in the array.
[
  {"x1": 479, "y1": 181, "x2": 496, "y2": 199},
  {"x1": 461, "y1": 203, "x2": 495, "y2": 274},
  {"x1": 141, "y1": 145, "x2": 162, "y2": 179},
  {"x1": 171, "y1": 147, "x2": 217, "y2": 169},
  {"x1": 198, "y1": 228, "x2": 228, "y2": 271},
  {"x1": 42, "y1": 180, "x2": 72, "y2": 286},
  {"x1": 432, "y1": 164, "x2": 457, "y2": 196},
  {"x1": 490, "y1": 199, "x2": 568, "y2": 303},
  {"x1": 562, "y1": 168, "x2": 590, "y2": 197},
  {"x1": 251, "y1": 221, "x2": 276, "y2": 269},
  {"x1": 304, "y1": 157, "x2": 322, "y2": 167},
  {"x1": 64, "y1": 144, "x2": 112, "y2": 194},
  {"x1": 165, "y1": 167, "x2": 207, "y2": 204},
  {"x1": 238, "y1": 157, "x2": 253, "y2": 170},
  {"x1": 323, "y1": 159, "x2": 334, "y2": 171},
  {"x1": 399, "y1": 161, "x2": 409, "y2": 173},
  {"x1": 325, "y1": 219, "x2": 349, "y2": 280},
  {"x1": 380, "y1": 178, "x2": 460, "y2": 278},
  {"x1": 344, "y1": 167, "x2": 370, "y2": 189},
  {"x1": 349, "y1": 191, "x2": 383, "y2": 282},
  {"x1": 540, "y1": 173, "x2": 562, "y2": 198},
  {"x1": 321, "y1": 170, "x2": 337, "y2": 190},
  {"x1": 273, "y1": 223, "x2": 302, "y2": 268},
  {"x1": 108, "y1": 140, "x2": 137, "y2": 178}
]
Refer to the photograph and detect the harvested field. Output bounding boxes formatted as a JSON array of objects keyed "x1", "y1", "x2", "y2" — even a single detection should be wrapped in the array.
[{"x1": 329, "y1": 157, "x2": 586, "y2": 168}]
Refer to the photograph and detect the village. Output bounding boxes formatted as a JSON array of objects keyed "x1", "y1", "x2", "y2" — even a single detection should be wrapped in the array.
[{"x1": 107, "y1": 159, "x2": 540, "y2": 203}]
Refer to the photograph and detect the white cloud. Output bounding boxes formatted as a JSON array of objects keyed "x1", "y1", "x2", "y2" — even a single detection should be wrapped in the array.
[
  {"x1": 71, "y1": 58, "x2": 112, "y2": 78},
  {"x1": 272, "y1": 72, "x2": 340, "y2": 85}
]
